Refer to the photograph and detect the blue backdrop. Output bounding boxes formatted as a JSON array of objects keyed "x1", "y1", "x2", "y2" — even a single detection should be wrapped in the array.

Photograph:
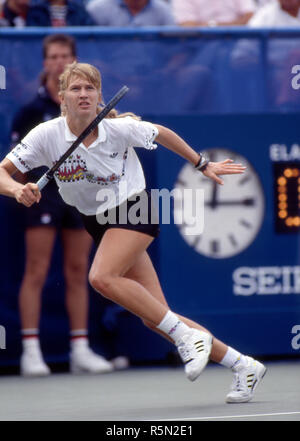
[{"x1": 0, "y1": 28, "x2": 300, "y2": 368}]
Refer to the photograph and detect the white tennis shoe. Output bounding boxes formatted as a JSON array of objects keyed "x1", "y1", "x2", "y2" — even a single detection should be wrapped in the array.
[
  {"x1": 176, "y1": 329, "x2": 212, "y2": 381},
  {"x1": 20, "y1": 349, "x2": 50, "y2": 377},
  {"x1": 226, "y1": 356, "x2": 267, "y2": 403},
  {"x1": 70, "y1": 346, "x2": 114, "y2": 374}
]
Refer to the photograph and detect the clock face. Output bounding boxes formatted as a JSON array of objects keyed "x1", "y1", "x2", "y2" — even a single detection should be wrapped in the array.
[{"x1": 173, "y1": 148, "x2": 265, "y2": 259}]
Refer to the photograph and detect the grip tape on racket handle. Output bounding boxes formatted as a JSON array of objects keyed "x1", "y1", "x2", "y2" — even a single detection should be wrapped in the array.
[{"x1": 36, "y1": 174, "x2": 52, "y2": 191}]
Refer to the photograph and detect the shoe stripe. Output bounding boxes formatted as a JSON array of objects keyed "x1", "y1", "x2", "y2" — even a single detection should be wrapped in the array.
[
  {"x1": 252, "y1": 367, "x2": 266, "y2": 391},
  {"x1": 251, "y1": 379, "x2": 257, "y2": 390}
]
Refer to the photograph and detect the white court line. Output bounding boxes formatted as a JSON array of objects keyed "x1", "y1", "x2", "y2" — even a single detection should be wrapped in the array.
[{"x1": 152, "y1": 411, "x2": 300, "y2": 421}]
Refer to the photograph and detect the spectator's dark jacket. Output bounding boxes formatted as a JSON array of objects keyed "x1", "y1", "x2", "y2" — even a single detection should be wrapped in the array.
[
  {"x1": 0, "y1": 2, "x2": 26, "y2": 26},
  {"x1": 26, "y1": 0, "x2": 95, "y2": 26}
]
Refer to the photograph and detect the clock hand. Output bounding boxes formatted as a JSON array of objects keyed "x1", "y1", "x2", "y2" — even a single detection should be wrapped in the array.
[
  {"x1": 211, "y1": 182, "x2": 218, "y2": 209},
  {"x1": 205, "y1": 198, "x2": 256, "y2": 207},
  {"x1": 208, "y1": 152, "x2": 219, "y2": 210}
]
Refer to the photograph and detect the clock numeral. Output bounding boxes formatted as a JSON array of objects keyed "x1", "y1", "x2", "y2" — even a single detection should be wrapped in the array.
[
  {"x1": 210, "y1": 240, "x2": 220, "y2": 254},
  {"x1": 228, "y1": 234, "x2": 238, "y2": 247},
  {"x1": 240, "y1": 219, "x2": 252, "y2": 229},
  {"x1": 192, "y1": 235, "x2": 202, "y2": 249},
  {"x1": 238, "y1": 175, "x2": 251, "y2": 186}
]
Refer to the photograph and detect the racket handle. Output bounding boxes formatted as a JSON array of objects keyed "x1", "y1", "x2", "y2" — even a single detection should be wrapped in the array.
[{"x1": 36, "y1": 173, "x2": 52, "y2": 191}]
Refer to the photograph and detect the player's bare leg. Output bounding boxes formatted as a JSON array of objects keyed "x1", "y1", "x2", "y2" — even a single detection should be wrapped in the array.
[
  {"x1": 123, "y1": 250, "x2": 227, "y2": 362},
  {"x1": 123, "y1": 250, "x2": 266, "y2": 400},
  {"x1": 89, "y1": 228, "x2": 169, "y2": 324},
  {"x1": 89, "y1": 229, "x2": 212, "y2": 381}
]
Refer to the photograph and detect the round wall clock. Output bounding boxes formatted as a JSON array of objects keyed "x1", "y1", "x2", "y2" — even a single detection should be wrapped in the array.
[{"x1": 173, "y1": 148, "x2": 265, "y2": 259}]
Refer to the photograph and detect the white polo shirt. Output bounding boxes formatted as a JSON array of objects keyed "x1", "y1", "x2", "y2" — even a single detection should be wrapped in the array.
[
  {"x1": 6, "y1": 116, "x2": 159, "y2": 215},
  {"x1": 248, "y1": 3, "x2": 300, "y2": 27}
]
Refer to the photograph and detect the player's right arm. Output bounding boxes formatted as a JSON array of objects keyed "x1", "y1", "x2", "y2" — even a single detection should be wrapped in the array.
[{"x1": 0, "y1": 158, "x2": 41, "y2": 207}]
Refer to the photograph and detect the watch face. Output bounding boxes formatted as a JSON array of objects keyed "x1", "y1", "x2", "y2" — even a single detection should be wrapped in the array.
[{"x1": 174, "y1": 148, "x2": 265, "y2": 259}]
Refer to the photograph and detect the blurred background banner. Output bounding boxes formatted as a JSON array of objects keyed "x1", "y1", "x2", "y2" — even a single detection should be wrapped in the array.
[
  {"x1": 0, "y1": 28, "x2": 300, "y2": 367},
  {"x1": 1, "y1": 27, "x2": 300, "y2": 142}
]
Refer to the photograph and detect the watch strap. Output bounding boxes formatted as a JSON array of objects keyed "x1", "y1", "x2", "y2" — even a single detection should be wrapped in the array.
[{"x1": 195, "y1": 153, "x2": 209, "y2": 172}]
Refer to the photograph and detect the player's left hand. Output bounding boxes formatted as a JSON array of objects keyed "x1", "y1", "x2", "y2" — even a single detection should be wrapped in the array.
[{"x1": 202, "y1": 159, "x2": 246, "y2": 185}]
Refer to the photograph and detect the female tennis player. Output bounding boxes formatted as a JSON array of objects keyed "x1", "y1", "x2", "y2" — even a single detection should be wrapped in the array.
[{"x1": 0, "y1": 62, "x2": 266, "y2": 403}]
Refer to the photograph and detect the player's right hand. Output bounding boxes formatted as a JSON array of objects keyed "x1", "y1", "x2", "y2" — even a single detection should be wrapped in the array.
[{"x1": 15, "y1": 183, "x2": 41, "y2": 207}]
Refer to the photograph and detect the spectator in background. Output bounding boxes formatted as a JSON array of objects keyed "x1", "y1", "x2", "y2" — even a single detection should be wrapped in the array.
[
  {"x1": 11, "y1": 34, "x2": 113, "y2": 376},
  {"x1": 0, "y1": 0, "x2": 29, "y2": 26},
  {"x1": 255, "y1": 0, "x2": 276, "y2": 7},
  {"x1": 26, "y1": 0, "x2": 95, "y2": 26},
  {"x1": 172, "y1": 0, "x2": 256, "y2": 27},
  {"x1": 249, "y1": 0, "x2": 300, "y2": 25},
  {"x1": 231, "y1": 0, "x2": 300, "y2": 112},
  {"x1": 86, "y1": 0, "x2": 175, "y2": 26},
  {"x1": 250, "y1": 0, "x2": 300, "y2": 109}
]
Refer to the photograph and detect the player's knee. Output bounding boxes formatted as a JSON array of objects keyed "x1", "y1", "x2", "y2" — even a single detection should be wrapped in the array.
[{"x1": 88, "y1": 271, "x2": 114, "y2": 298}]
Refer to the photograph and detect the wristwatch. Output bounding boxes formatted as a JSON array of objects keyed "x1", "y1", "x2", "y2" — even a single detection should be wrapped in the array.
[{"x1": 195, "y1": 153, "x2": 209, "y2": 172}]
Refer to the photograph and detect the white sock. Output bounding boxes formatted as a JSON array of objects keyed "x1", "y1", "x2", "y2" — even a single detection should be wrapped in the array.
[
  {"x1": 220, "y1": 346, "x2": 246, "y2": 369},
  {"x1": 70, "y1": 337, "x2": 89, "y2": 352},
  {"x1": 70, "y1": 329, "x2": 88, "y2": 339},
  {"x1": 21, "y1": 329, "x2": 40, "y2": 352},
  {"x1": 156, "y1": 310, "x2": 190, "y2": 343},
  {"x1": 22, "y1": 338, "x2": 42, "y2": 354}
]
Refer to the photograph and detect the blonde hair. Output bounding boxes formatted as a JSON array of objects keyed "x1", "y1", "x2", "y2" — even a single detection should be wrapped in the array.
[{"x1": 59, "y1": 62, "x2": 140, "y2": 120}]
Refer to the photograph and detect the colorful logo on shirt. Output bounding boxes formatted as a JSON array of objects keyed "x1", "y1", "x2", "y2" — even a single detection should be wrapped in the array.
[
  {"x1": 55, "y1": 154, "x2": 87, "y2": 183},
  {"x1": 54, "y1": 152, "x2": 127, "y2": 185},
  {"x1": 85, "y1": 172, "x2": 121, "y2": 185}
]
